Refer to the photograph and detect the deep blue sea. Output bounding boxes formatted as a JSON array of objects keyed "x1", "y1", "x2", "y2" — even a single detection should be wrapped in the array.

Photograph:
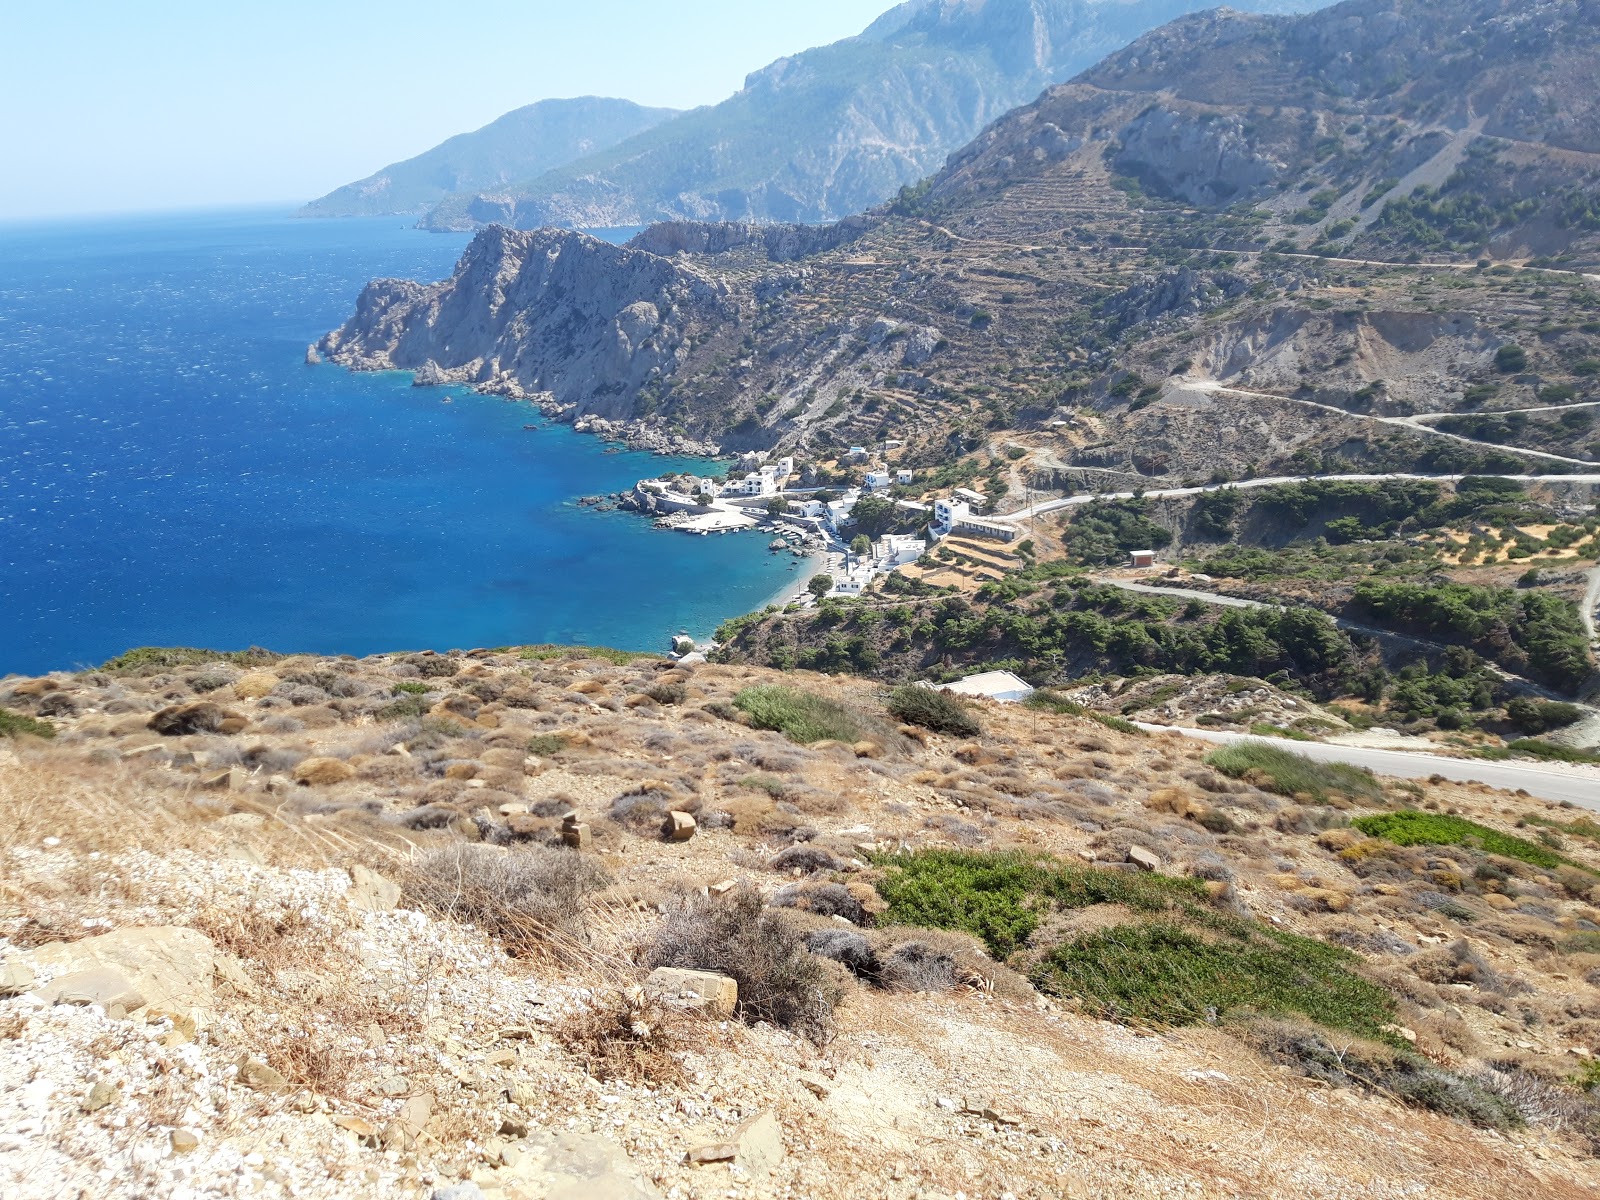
[{"x1": 0, "y1": 208, "x2": 796, "y2": 676}]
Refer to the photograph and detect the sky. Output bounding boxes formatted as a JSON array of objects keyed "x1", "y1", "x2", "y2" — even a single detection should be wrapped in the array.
[{"x1": 0, "y1": 0, "x2": 897, "y2": 221}]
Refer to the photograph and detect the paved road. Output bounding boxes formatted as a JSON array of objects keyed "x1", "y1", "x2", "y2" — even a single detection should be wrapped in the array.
[
  {"x1": 1585, "y1": 566, "x2": 1600, "y2": 644},
  {"x1": 1139, "y1": 725, "x2": 1600, "y2": 809},
  {"x1": 998, "y1": 472, "x2": 1600, "y2": 524},
  {"x1": 1187, "y1": 382, "x2": 1600, "y2": 468}
]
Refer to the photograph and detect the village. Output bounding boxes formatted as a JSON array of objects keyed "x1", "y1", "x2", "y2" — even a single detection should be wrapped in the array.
[{"x1": 622, "y1": 444, "x2": 1026, "y2": 604}]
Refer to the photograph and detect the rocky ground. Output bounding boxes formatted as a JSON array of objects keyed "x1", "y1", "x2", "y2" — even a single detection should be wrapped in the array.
[{"x1": 4, "y1": 648, "x2": 1600, "y2": 1198}]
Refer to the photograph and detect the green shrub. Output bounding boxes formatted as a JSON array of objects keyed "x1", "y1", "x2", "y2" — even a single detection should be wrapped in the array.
[
  {"x1": 1505, "y1": 698, "x2": 1581, "y2": 735},
  {"x1": 1506, "y1": 739, "x2": 1600, "y2": 765},
  {"x1": 526, "y1": 733, "x2": 569, "y2": 756},
  {"x1": 100, "y1": 645, "x2": 280, "y2": 673},
  {"x1": 0, "y1": 708, "x2": 55, "y2": 739},
  {"x1": 1352, "y1": 811, "x2": 1594, "y2": 873},
  {"x1": 393, "y1": 681, "x2": 430, "y2": 695},
  {"x1": 1495, "y1": 344, "x2": 1528, "y2": 373},
  {"x1": 887, "y1": 685, "x2": 981, "y2": 736},
  {"x1": 519, "y1": 644, "x2": 647, "y2": 666},
  {"x1": 376, "y1": 695, "x2": 430, "y2": 721},
  {"x1": 872, "y1": 849, "x2": 1208, "y2": 958},
  {"x1": 1035, "y1": 921, "x2": 1394, "y2": 1038},
  {"x1": 733, "y1": 685, "x2": 868, "y2": 745},
  {"x1": 874, "y1": 850, "x2": 1394, "y2": 1041},
  {"x1": 1205, "y1": 742, "x2": 1382, "y2": 803}
]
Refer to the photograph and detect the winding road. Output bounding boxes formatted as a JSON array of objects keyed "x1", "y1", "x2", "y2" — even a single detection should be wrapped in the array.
[
  {"x1": 1138, "y1": 725, "x2": 1600, "y2": 810},
  {"x1": 998, "y1": 471, "x2": 1600, "y2": 524}
]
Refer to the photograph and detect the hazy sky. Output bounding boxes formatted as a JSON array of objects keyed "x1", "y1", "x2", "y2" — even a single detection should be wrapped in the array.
[{"x1": 0, "y1": 0, "x2": 895, "y2": 221}]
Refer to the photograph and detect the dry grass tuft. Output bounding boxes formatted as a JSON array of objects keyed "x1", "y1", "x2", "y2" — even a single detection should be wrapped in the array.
[
  {"x1": 401, "y1": 843, "x2": 607, "y2": 958},
  {"x1": 554, "y1": 987, "x2": 693, "y2": 1085}
]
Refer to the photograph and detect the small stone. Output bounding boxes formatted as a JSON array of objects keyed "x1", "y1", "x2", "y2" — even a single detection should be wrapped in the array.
[
  {"x1": 498, "y1": 1117, "x2": 530, "y2": 1139},
  {"x1": 0, "y1": 958, "x2": 36, "y2": 997},
  {"x1": 796, "y1": 1072, "x2": 831, "y2": 1100},
  {"x1": 708, "y1": 879, "x2": 737, "y2": 897},
  {"x1": 238, "y1": 1057, "x2": 290, "y2": 1094},
  {"x1": 644, "y1": 967, "x2": 737, "y2": 1017},
  {"x1": 1127, "y1": 845, "x2": 1162, "y2": 873},
  {"x1": 736, "y1": 1111, "x2": 785, "y2": 1174},
  {"x1": 562, "y1": 822, "x2": 593, "y2": 850},
  {"x1": 170, "y1": 1129, "x2": 200, "y2": 1153},
  {"x1": 82, "y1": 1080, "x2": 119, "y2": 1113},
  {"x1": 431, "y1": 1185, "x2": 485, "y2": 1200},
  {"x1": 666, "y1": 811, "x2": 697, "y2": 842},
  {"x1": 380, "y1": 1075, "x2": 411, "y2": 1097},
  {"x1": 333, "y1": 1115, "x2": 380, "y2": 1145},
  {"x1": 348, "y1": 865, "x2": 402, "y2": 914},
  {"x1": 486, "y1": 1049, "x2": 517, "y2": 1067},
  {"x1": 685, "y1": 1142, "x2": 737, "y2": 1166},
  {"x1": 201, "y1": 768, "x2": 246, "y2": 791}
]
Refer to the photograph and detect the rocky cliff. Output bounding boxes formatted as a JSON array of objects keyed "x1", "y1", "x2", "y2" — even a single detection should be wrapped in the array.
[{"x1": 316, "y1": 226, "x2": 734, "y2": 443}]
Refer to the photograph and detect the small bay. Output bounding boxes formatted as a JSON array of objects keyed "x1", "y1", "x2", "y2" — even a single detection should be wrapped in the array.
[{"x1": 0, "y1": 209, "x2": 794, "y2": 675}]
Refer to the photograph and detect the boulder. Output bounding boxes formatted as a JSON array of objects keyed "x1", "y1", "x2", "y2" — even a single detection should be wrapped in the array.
[
  {"x1": 293, "y1": 756, "x2": 355, "y2": 786},
  {"x1": 23, "y1": 927, "x2": 215, "y2": 1018},
  {"x1": 666, "y1": 811, "x2": 697, "y2": 842},
  {"x1": 35, "y1": 968, "x2": 146, "y2": 1018},
  {"x1": 687, "y1": 1111, "x2": 784, "y2": 1175},
  {"x1": 148, "y1": 702, "x2": 235, "y2": 736},
  {"x1": 644, "y1": 967, "x2": 737, "y2": 1017},
  {"x1": 1127, "y1": 846, "x2": 1163, "y2": 873}
]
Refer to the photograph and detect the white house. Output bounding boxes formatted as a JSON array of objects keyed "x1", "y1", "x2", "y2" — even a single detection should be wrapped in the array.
[
  {"x1": 926, "y1": 670, "x2": 1035, "y2": 704},
  {"x1": 846, "y1": 446, "x2": 869, "y2": 463},
  {"x1": 896, "y1": 469, "x2": 915, "y2": 485},
  {"x1": 952, "y1": 487, "x2": 987, "y2": 507},
  {"x1": 863, "y1": 470, "x2": 893, "y2": 492},
  {"x1": 876, "y1": 535, "x2": 926, "y2": 569},
  {"x1": 932, "y1": 498, "x2": 970, "y2": 534},
  {"x1": 726, "y1": 470, "x2": 780, "y2": 498}
]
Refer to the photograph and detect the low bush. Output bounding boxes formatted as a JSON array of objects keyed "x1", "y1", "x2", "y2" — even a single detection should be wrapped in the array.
[
  {"x1": 1353, "y1": 810, "x2": 1594, "y2": 874},
  {"x1": 875, "y1": 849, "x2": 1395, "y2": 1041},
  {"x1": 519, "y1": 644, "x2": 648, "y2": 666},
  {"x1": 872, "y1": 849, "x2": 1207, "y2": 959},
  {"x1": 887, "y1": 685, "x2": 981, "y2": 736},
  {"x1": 1239, "y1": 1017, "x2": 1523, "y2": 1131},
  {"x1": 880, "y1": 941, "x2": 958, "y2": 992},
  {"x1": 99, "y1": 645, "x2": 280, "y2": 673},
  {"x1": 402, "y1": 844, "x2": 606, "y2": 956},
  {"x1": 1205, "y1": 742, "x2": 1382, "y2": 803},
  {"x1": 1506, "y1": 739, "x2": 1600, "y2": 765},
  {"x1": 1035, "y1": 922, "x2": 1394, "y2": 1038},
  {"x1": 555, "y1": 987, "x2": 688, "y2": 1085},
  {"x1": 0, "y1": 708, "x2": 54, "y2": 739},
  {"x1": 732, "y1": 686, "x2": 868, "y2": 745},
  {"x1": 646, "y1": 888, "x2": 843, "y2": 1041}
]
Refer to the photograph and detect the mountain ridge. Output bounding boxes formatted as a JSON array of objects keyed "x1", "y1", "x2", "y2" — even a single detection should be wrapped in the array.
[
  {"x1": 298, "y1": 96, "x2": 679, "y2": 219},
  {"x1": 414, "y1": 0, "x2": 1326, "y2": 231}
]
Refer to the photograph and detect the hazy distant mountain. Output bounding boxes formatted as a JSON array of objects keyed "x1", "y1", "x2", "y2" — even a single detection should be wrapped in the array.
[
  {"x1": 299, "y1": 97, "x2": 679, "y2": 219},
  {"x1": 418, "y1": 0, "x2": 1326, "y2": 231}
]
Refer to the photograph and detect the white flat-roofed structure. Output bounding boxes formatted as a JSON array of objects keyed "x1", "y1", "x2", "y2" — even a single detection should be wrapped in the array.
[{"x1": 922, "y1": 670, "x2": 1035, "y2": 704}]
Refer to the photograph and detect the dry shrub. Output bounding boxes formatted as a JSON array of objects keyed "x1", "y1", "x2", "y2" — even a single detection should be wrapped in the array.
[
  {"x1": 402, "y1": 843, "x2": 607, "y2": 957},
  {"x1": 554, "y1": 987, "x2": 692, "y2": 1085},
  {"x1": 646, "y1": 888, "x2": 842, "y2": 1041},
  {"x1": 770, "y1": 881, "x2": 866, "y2": 924},
  {"x1": 768, "y1": 845, "x2": 844, "y2": 874},
  {"x1": 880, "y1": 941, "x2": 957, "y2": 992}
]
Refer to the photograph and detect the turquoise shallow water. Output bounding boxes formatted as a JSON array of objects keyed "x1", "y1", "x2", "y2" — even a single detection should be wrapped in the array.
[{"x1": 0, "y1": 208, "x2": 795, "y2": 675}]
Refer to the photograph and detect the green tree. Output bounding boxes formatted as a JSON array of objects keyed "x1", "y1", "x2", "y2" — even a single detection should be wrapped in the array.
[
  {"x1": 807, "y1": 574, "x2": 835, "y2": 600},
  {"x1": 850, "y1": 534, "x2": 872, "y2": 556},
  {"x1": 766, "y1": 497, "x2": 788, "y2": 518}
]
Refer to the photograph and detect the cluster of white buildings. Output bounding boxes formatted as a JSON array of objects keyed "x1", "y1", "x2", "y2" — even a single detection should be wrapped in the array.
[
  {"x1": 722, "y1": 456, "x2": 797, "y2": 499},
  {"x1": 930, "y1": 493, "x2": 1017, "y2": 543},
  {"x1": 823, "y1": 533, "x2": 929, "y2": 597}
]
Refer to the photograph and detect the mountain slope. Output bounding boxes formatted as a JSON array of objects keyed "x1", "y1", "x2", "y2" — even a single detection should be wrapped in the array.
[
  {"x1": 418, "y1": 0, "x2": 1326, "y2": 231},
  {"x1": 299, "y1": 97, "x2": 679, "y2": 219},
  {"x1": 321, "y1": 0, "x2": 1600, "y2": 487}
]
